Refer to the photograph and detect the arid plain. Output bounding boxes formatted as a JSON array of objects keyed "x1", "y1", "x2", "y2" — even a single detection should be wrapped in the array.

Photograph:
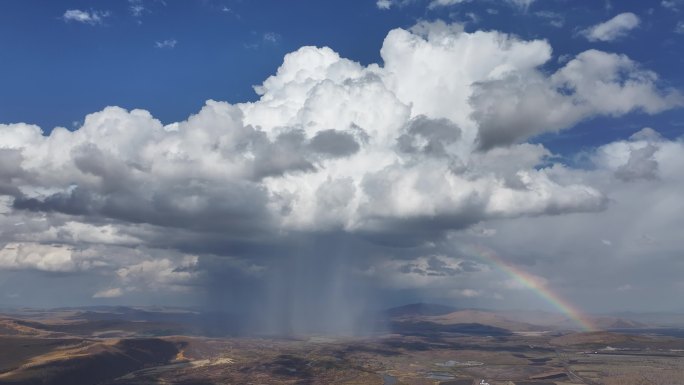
[{"x1": 0, "y1": 304, "x2": 683, "y2": 385}]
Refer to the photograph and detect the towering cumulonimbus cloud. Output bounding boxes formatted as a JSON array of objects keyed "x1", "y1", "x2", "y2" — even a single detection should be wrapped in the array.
[{"x1": 0, "y1": 21, "x2": 683, "y2": 332}]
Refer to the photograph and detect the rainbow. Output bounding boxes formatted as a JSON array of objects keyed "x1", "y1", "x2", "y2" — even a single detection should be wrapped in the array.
[{"x1": 463, "y1": 244, "x2": 597, "y2": 332}]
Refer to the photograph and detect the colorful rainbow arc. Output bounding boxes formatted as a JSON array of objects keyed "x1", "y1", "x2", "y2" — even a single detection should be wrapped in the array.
[{"x1": 463, "y1": 244, "x2": 598, "y2": 332}]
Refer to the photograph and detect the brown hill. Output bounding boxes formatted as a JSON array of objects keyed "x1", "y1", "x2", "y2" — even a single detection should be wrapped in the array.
[
  {"x1": 0, "y1": 338, "x2": 180, "y2": 385},
  {"x1": 0, "y1": 318, "x2": 49, "y2": 336},
  {"x1": 550, "y1": 331, "x2": 647, "y2": 347},
  {"x1": 424, "y1": 310, "x2": 542, "y2": 332},
  {"x1": 496, "y1": 310, "x2": 647, "y2": 331},
  {"x1": 590, "y1": 316, "x2": 647, "y2": 330}
]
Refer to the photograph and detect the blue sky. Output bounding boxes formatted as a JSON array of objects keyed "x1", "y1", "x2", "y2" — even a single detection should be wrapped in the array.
[
  {"x1": 1, "y1": 1, "x2": 684, "y2": 322},
  {"x1": 1, "y1": 0, "x2": 398, "y2": 130}
]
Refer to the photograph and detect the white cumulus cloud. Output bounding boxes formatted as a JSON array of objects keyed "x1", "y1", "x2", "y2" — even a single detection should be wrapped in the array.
[{"x1": 3, "y1": 21, "x2": 679, "y2": 244}]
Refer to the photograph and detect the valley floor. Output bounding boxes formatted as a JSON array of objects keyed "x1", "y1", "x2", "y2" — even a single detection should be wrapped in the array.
[{"x1": 0, "y1": 309, "x2": 682, "y2": 385}]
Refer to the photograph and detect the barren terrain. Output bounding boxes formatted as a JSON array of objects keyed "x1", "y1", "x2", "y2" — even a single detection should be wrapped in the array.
[{"x1": 0, "y1": 306, "x2": 682, "y2": 385}]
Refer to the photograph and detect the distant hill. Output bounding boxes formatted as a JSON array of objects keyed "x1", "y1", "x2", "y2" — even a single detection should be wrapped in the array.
[
  {"x1": 0, "y1": 318, "x2": 47, "y2": 336},
  {"x1": 425, "y1": 309, "x2": 542, "y2": 332},
  {"x1": 385, "y1": 304, "x2": 538, "y2": 333},
  {"x1": 492, "y1": 310, "x2": 648, "y2": 331},
  {"x1": 390, "y1": 321, "x2": 512, "y2": 337},
  {"x1": 608, "y1": 311, "x2": 684, "y2": 328},
  {"x1": 384, "y1": 304, "x2": 651, "y2": 333},
  {"x1": 550, "y1": 331, "x2": 648, "y2": 347},
  {"x1": 591, "y1": 316, "x2": 647, "y2": 330}
]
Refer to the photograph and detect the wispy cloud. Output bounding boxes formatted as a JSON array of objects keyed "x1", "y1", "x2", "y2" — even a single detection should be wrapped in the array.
[
  {"x1": 507, "y1": 0, "x2": 535, "y2": 10},
  {"x1": 581, "y1": 12, "x2": 640, "y2": 42},
  {"x1": 535, "y1": 11, "x2": 564, "y2": 28},
  {"x1": 218, "y1": 4, "x2": 240, "y2": 19},
  {"x1": 93, "y1": 287, "x2": 123, "y2": 298},
  {"x1": 661, "y1": 0, "x2": 680, "y2": 12},
  {"x1": 129, "y1": 0, "x2": 146, "y2": 17},
  {"x1": 425, "y1": 0, "x2": 535, "y2": 10},
  {"x1": 676, "y1": 21, "x2": 684, "y2": 34},
  {"x1": 376, "y1": 0, "x2": 392, "y2": 9},
  {"x1": 428, "y1": 0, "x2": 468, "y2": 8},
  {"x1": 244, "y1": 32, "x2": 281, "y2": 49},
  {"x1": 155, "y1": 39, "x2": 177, "y2": 49},
  {"x1": 62, "y1": 9, "x2": 110, "y2": 25},
  {"x1": 263, "y1": 32, "x2": 281, "y2": 44}
]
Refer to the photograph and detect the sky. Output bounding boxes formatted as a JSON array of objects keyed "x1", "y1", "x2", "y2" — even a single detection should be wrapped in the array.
[{"x1": 1, "y1": 0, "x2": 684, "y2": 333}]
